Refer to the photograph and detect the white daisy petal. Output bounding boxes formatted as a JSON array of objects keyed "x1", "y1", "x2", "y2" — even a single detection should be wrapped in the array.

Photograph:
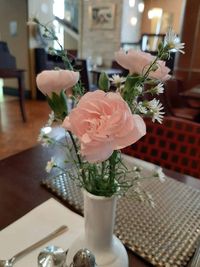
[
  {"x1": 165, "y1": 28, "x2": 185, "y2": 54},
  {"x1": 148, "y1": 99, "x2": 165, "y2": 123},
  {"x1": 45, "y1": 157, "x2": 56, "y2": 173},
  {"x1": 109, "y1": 74, "x2": 126, "y2": 85}
]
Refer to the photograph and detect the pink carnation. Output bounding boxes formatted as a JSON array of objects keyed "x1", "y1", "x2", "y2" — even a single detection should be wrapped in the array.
[
  {"x1": 36, "y1": 69, "x2": 79, "y2": 97},
  {"x1": 115, "y1": 49, "x2": 171, "y2": 81},
  {"x1": 62, "y1": 90, "x2": 146, "y2": 163}
]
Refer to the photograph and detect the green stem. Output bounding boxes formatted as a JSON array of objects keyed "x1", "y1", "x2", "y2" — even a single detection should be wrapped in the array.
[
  {"x1": 143, "y1": 56, "x2": 159, "y2": 80},
  {"x1": 68, "y1": 131, "x2": 86, "y2": 183},
  {"x1": 101, "y1": 161, "x2": 106, "y2": 179},
  {"x1": 35, "y1": 19, "x2": 73, "y2": 71},
  {"x1": 109, "y1": 151, "x2": 118, "y2": 186}
]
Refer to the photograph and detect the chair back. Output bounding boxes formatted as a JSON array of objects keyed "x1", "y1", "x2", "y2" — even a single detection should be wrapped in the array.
[
  {"x1": 122, "y1": 116, "x2": 200, "y2": 178},
  {"x1": 111, "y1": 60, "x2": 129, "y2": 76},
  {"x1": 74, "y1": 58, "x2": 90, "y2": 92},
  {"x1": 0, "y1": 41, "x2": 16, "y2": 69},
  {"x1": 163, "y1": 78, "x2": 200, "y2": 121},
  {"x1": 164, "y1": 78, "x2": 186, "y2": 109}
]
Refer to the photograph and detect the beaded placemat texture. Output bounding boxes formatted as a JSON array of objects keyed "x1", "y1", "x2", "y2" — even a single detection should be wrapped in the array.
[{"x1": 42, "y1": 174, "x2": 200, "y2": 267}]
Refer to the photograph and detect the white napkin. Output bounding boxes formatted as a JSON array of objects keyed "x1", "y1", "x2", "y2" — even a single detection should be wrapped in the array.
[{"x1": 0, "y1": 198, "x2": 84, "y2": 266}]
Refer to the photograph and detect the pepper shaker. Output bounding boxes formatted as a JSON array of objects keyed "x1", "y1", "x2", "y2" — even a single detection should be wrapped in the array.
[{"x1": 70, "y1": 248, "x2": 97, "y2": 267}]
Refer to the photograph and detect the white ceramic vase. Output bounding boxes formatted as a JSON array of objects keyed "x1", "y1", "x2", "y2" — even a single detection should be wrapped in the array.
[{"x1": 66, "y1": 190, "x2": 129, "y2": 267}]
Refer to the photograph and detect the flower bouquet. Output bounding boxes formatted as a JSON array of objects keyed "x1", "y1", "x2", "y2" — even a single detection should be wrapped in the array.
[{"x1": 36, "y1": 19, "x2": 184, "y2": 267}]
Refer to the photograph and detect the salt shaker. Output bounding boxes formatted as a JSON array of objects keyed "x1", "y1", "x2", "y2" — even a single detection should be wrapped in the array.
[
  {"x1": 38, "y1": 245, "x2": 67, "y2": 267},
  {"x1": 70, "y1": 248, "x2": 97, "y2": 267}
]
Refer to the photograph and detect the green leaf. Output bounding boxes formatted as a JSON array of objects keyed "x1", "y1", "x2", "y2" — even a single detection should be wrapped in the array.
[
  {"x1": 123, "y1": 76, "x2": 140, "y2": 94},
  {"x1": 60, "y1": 90, "x2": 68, "y2": 113},
  {"x1": 122, "y1": 75, "x2": 142, "y2": 106},
  {"x1": 46, "y1": 91, "x2": 68, "y2": 120},
  {"x1": 98, "y1": 72, "x2": 110, "y2": 91}
]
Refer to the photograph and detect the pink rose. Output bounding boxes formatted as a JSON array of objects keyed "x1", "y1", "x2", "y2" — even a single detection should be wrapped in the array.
[
  {"x1": 36, "y1": 69, "x2": 79, "y2": 97},
  {"x1": 115, "y1": 49, "x2": 170, "y2": 81},
  {"x1": 62, "y1": 90, "x2": 146, "y2": 163}
]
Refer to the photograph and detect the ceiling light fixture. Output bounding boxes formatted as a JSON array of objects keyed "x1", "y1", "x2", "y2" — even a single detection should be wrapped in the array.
[
  {"x1": 129, "y1": 0, "x2": 135, "y2": 8},
  {"x1": 138, "y1": 2, "x2": 145, "y2": 13},
  {"x1": 130, "y1": 16, "x2": 137, "y2": 26},
  {"x1": 148, "y1": 8, "x2": 163, "y2": 19}
]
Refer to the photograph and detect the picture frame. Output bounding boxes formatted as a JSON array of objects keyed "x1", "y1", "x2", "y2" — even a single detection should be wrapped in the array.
[{"x1": 89, "y1": 4, "x2": 116, "y2": 30}]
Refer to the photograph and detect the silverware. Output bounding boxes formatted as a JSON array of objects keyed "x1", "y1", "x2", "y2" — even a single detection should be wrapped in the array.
[{"x1": 0, "y1": 225, "x2": 68, "y2": 267}]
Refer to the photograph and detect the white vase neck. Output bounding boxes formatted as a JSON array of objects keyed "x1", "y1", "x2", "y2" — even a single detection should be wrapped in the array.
[{"x1": 84, "y1": 189, "x2": 117, "y2": 251}]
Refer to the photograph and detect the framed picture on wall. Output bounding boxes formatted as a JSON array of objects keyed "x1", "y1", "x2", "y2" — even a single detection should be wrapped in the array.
[{"x1": 89, "y1": 4, "x2": 116, "y2": 30}]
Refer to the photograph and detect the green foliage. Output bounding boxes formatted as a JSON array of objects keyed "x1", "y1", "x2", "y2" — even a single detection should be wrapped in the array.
[
  {"x1": 122, "y1": 75, "x2": 141, "y2": 107},
  {"x1": 35, "y1": 19, "x2": 180, "y2": 198},
  {"x1": 47, "y1": 90, "x2": 68, "y2": 120},
  {"x1": 98, "y1": 72, "x2": 110, "y2": 91}
]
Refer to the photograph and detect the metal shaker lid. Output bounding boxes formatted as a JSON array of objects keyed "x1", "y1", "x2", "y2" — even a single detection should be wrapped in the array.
[
  {"x1": 72, "y1": 248, "x2": 96, "y2": 267},
  {"x1": 38, "y1": 245, "x2": 66, "y2": 267}
]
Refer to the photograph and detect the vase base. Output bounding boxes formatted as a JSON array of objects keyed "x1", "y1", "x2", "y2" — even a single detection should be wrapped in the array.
[{"x1": 66, "y1": 234, "x2": 128, "y2": 267}]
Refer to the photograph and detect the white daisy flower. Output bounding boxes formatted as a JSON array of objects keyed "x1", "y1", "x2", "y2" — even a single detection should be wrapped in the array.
[
  {"x1": 151, "y1": 83, "x2": 164, "y2": 95},
  {"x1": 37, "y1": 132, "x2": 53, "y2": 147},
  {"x1": 154, "y1": 167, "x2": 166, "y2": 182},
  {"x1": 46, "y1": 111, "x2": 55, "y2": 126},
  {"x1": 135, "y1": 85, "x2": 143, "y2": 94},
  {"x1": 109, "y1": 74, "x2": 126, "y2": 85},
  {"x1": 165, "y1": 28, "x2": 185, "y2": 54},
  {"x1": 137, "y1": 102, "x2": 148, "y2": 114},
  {"x1": 37, "y1": 132, "x2": 48, "y2": 145},
  {"x1": 148, "y1": 99, "x2": 165, "y2": 123},
  {"x1": 46, "y1": 157, "x2": 56, "y2": 173}
]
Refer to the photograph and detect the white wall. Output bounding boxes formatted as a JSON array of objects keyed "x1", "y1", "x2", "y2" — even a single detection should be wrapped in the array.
[
  {"x1": 80, "y1": 0, "x2": 123, "y2": 67},
  {"x1": 121, "y1": 0, "x2": 143, "y2": 43},
  {"x1": 0, "y1": 0, "x2": 29, "y2": 90},
  {"x1": 28, "y1": 0, "x2": 54, "y2": 24}
]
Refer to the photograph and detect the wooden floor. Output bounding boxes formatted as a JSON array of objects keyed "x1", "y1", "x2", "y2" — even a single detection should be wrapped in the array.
[{"x1": 0, "y1": 96, "x2": 51, "y2": 160}]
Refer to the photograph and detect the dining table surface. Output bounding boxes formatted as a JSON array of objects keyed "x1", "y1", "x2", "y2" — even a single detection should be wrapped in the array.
[{"x1": 0, "y1": 144, "x2": 200, "y2": 266}]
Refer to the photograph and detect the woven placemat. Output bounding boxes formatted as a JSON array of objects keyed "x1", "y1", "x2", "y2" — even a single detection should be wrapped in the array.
[{"x1": 42, "y1": 173, "x2": 200, "y2": 267}]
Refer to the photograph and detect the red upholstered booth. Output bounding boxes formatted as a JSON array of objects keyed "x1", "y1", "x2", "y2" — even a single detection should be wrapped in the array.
[{"x1": 122, "y1": 116, "x2": 200, "y2": 179}]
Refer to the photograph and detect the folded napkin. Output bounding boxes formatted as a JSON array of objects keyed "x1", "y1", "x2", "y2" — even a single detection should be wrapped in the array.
[{"x1": 0, "y1": 198, "x2": 84, "y2": 267}]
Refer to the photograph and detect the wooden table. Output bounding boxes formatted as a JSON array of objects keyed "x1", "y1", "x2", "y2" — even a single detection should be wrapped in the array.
[
  {"x1": 0, "y1": 68, "x2": 26, "y2": 121},
  {"x1": 0, "y1": 145, "x2": 199, "y2": 266}
]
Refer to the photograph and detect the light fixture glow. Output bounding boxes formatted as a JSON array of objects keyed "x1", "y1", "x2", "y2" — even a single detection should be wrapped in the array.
[
  {"x1": 148, "y1": 8, "x2": 163, "y2": 19},
  {"x1": 130, "y1": 16, "x2": 137, "y2": 26},
  {"x1": 138, "y1": 2, "x2": 145, "y2": 13},
  {"x1": 129, "y1": 0, "x2": 135, "y2": 7}
]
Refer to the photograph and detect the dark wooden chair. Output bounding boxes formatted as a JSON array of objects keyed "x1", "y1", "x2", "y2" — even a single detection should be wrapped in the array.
[
  {"x1": 122, "y1": 116, "x2": 200, "y2": 179},
  {"x1": 73, "y1": 59, "x2": 90, "y2": 92},
  {"x1": 163, "y1": 78, "x2": 200, "y2": 122},
  {"x1": 74, "y1": 58, "x2": 97, "y2": 92},
  {"x1": 0, "y1": 41, "x2": 26, "y2": 122}
]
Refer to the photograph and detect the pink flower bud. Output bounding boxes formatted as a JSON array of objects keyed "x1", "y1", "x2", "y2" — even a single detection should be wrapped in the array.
[{"x1": 36, "y1": 69, "x2": 79, "y2": 97}]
